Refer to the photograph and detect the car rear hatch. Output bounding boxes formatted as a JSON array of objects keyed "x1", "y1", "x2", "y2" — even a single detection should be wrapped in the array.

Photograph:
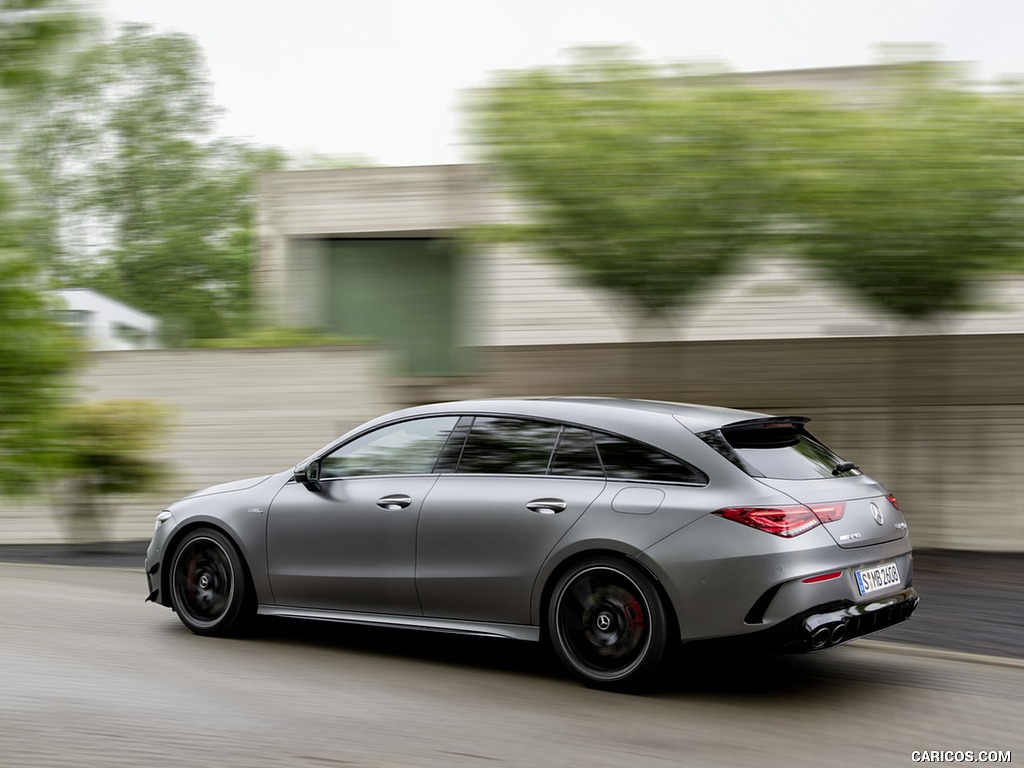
[{"x1": 691, "y1": 416, "x2": 909, "y2": 549}]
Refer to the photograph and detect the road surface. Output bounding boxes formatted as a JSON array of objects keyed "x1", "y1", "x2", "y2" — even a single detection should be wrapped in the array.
[{"x1": 1, "y1": 563, "x2": 1020, "y2": 767}]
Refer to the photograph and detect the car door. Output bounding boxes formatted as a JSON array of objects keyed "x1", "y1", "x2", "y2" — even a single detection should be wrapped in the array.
[
  {"x1": 416, "y1": 418, "x2": 606, "y2": 625},
  {"x1": 266, "y1": 415, "x2": 460, "y2": 615}
]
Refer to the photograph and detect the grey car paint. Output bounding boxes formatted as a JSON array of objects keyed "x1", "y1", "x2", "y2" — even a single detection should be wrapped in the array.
[
  {"x1": 416, "y1": 474, "x2": 604, "y2": 624},
  {"x1": 146, "y1": 397, "x2": 918, "y2": 688},
  {"x1": 266, "y1": 474, "x2": 439, "y2": 614}
]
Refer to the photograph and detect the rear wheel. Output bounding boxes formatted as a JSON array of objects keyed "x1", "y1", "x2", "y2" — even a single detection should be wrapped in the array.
[
  {"x1": 548, "y1": 558, "x2": 669, "y2": 690},
  {"x1": 169, "y1": 528, "x2": 253, "y2": 636}
]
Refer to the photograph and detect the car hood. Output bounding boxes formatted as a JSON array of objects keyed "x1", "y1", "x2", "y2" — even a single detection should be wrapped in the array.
[{"x1": 184, "y1": 474, "x2": 274, "y2": 500}]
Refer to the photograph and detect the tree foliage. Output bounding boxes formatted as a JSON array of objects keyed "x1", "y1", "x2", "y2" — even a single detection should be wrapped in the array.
[
  {"x1": 58, "y1": 398, "x2": 173, "y2": 541},
  {"x1": 469, "y1": 49, "x2": 824, "y2": 323},
  {"x1": 0, "y1": 0, "x2": 84, "y2": 490},
  {"x1": 471, "y1": 51, "x2": 1024, "y2": 327},
  {"x1": 21, "y1": 22, "x2": 286, "y2": 344},
  {"x1": 785, "y1": 65, "x2": 1024, "y2": 320},
  {"x1": 0, "y1": 246, "x2": 80, "y2": 491},
  {"x1": 0, "y1": 0, "x2": 88, "y2": 91}
]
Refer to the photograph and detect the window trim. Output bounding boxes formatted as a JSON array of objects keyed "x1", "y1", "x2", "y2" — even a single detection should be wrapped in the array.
[
  {"x1": 309, "y1": 411, "x2": 711, "y2": 487},
  {"x1": 425, "y1": 412, "x2": 711, "y2": 487}
]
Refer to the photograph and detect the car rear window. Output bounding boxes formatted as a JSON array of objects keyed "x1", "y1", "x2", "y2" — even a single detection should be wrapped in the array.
[{"x1": 701, "y1": 423, "x2": 860, "y2": 480}]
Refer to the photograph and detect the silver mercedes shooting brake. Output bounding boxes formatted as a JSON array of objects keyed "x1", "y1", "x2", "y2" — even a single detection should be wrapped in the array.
[{"x1": 145, "y1": 397, "x2": 918, "y2": 689}]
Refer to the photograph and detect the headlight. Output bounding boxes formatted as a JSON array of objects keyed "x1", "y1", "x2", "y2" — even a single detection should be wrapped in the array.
[{"x1": 154, "y1": 510, "x2": 173, "y2": 531}]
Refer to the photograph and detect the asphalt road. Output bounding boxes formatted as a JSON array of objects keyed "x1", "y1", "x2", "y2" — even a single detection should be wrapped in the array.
[
  {"x1": 1, "y1": 562, "x2": 1021, "y2": 767},
  {"x1": 2, "y1": 542, "x2": 1020, "y2": 659}
]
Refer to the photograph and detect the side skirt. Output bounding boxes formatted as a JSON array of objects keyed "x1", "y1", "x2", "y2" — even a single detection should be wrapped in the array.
[{"x1": 258, "y1": 605, "x2": 540, "y2": 642}]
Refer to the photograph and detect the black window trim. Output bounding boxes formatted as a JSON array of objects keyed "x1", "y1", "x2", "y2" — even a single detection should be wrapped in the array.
[
  {"x1": 434, "y1": 412, "x2": 711, "y2": 487},
  {"x1": 309, "y1": 411, "x2": 711, "y2": 486}
]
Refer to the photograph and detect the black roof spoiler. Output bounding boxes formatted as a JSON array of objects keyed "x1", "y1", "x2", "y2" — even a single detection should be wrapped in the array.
[{"x1": 720, "y1": 416, "x2": 811, "y2": 431}]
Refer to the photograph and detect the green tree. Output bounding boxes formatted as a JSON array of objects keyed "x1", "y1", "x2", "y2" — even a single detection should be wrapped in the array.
[
  {"x1": 0, "y1": 0, "x2": 88, "y2": 91},
  {"x1": 787, "y1": 64, "x2": 1024, "y2": 322},
  {"x1": 58, "y1": 398, "x2": 173, "y2": 542},
  {"x1": 468, "y1": 48, "x2": 821, "y2": 335},
  {"x1": 0, "y1": 0, "x2": 85, "y2": 490},
  {"x1": 20, "y1": 23, "x2": 286, "y2": 344}
]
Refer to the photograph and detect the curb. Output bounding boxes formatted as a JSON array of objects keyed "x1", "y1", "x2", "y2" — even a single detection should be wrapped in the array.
[{"x1": 855, "y1": 638, "x2": 1024, "y2": 669}]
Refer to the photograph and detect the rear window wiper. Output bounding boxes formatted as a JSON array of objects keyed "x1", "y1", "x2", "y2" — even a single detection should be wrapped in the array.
[{"x1": 832, "y1": 461, "x2": 859, "y2": 476}]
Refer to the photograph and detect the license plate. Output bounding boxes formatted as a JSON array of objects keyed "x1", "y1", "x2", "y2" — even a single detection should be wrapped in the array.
[{"x1": 855, "y1": 561, "x2": 901, "y2": 595}]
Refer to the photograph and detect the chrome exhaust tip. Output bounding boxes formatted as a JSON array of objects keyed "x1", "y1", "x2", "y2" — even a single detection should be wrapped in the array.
[
  {"x1": 810, "y1": 627, "x2": 831, "y2": 649},
  {"x1": 830, "y1": 623, "x2": 847, "y2": 645}
]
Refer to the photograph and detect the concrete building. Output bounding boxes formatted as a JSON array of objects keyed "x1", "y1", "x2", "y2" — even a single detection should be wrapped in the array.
[{"x1": 255, "y1": 63, "x2": 1024, "y2": 375}]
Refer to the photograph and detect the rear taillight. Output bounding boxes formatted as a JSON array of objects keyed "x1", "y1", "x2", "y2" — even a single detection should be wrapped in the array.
[
  {"x1": 714, "y1": 502, "x2": 846, "y2": 538},
  {"x1": 886, "y1": 493, "x2": 900, "y2": 511},
  {"x1": 808, "y1": 502, "x2": 846, "y2": 523}
]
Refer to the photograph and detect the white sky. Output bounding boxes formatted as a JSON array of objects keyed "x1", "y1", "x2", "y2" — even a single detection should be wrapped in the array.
[{"x1": 101, "y1": 0, "x2": 1024, "y2": 166}]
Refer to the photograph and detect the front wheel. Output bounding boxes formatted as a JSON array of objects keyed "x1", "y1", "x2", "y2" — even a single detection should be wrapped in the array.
[
  {"x1": 548, "y1": 558, "x2": 670, "y2": 690},
  {"x1": 169, "y1": 528, "x2": 253, "y2": 636}
]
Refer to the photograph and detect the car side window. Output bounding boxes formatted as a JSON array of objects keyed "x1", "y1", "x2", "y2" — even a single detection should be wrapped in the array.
[
  {"x1": 320, "y1": 416, "x2": 460, "y2": 479},
  {"x1": 594, "y1": 432, "x2": 707, "y2": 485},
  {"x1": 456, "y1": 417, "x2": 561, "y2": 475},
  {"x1": 550, "y1": 426, "x2": 605, "y2": 478}
]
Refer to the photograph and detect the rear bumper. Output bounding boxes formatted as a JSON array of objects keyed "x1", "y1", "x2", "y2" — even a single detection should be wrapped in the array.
[{"x1": 759, "y1": 586, "x2": 920, "y2": 652}]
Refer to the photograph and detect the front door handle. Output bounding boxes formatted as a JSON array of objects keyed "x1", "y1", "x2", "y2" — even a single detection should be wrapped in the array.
[
  {"x1": 377, "y1": 494, "x2": 412, "y2": 510},
  {"x1": 526, "y1": 498, "x2": 567, "y2": 515}
]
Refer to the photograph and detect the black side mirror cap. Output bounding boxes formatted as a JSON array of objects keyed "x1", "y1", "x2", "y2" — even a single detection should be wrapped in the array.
[{"x1": 294, "y1": 459, "x2": 322, "y2": 491}]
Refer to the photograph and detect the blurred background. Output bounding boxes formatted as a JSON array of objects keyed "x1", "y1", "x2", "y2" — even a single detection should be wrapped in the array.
[{"x1": 2, "y1": 0, "x2": 1024, "y2": 550}]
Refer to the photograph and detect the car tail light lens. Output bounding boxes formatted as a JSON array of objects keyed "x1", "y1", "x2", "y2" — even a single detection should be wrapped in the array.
[
  {"x1": 886, "y1": 493, "x2": 900, "y2": 510},
  {"x1": 714, "y1": 505, "x2": 821, "y2": 537},
  {"x1": 714, "y1": 502, "x2": 846, "y2": 537},
  {"x1": 802, "y1": 570, "x2": 843, "y2": 584},
  {"x1": 807, "y1": 502, "x2": 846, "y2": 523}
]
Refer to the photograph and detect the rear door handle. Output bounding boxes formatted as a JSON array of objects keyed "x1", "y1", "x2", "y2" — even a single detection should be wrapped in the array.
[
  {"x1": 526, "y1": 498, "x2": 567, "y2": 515},
  {"x1": 377, "y1": 494, "x2": 412, "y2": 510}
]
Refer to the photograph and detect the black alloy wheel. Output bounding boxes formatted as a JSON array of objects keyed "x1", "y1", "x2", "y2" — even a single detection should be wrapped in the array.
[
  {"x1": 169, "y1": 528, "x2": 252, "y2": 636},
  {"x1": 548, "y1": 558, "x2": 669, "y2": 689}
]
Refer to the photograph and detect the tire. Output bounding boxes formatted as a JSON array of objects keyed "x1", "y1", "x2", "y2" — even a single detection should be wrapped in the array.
[
  {"x1": 169, "y1": 528, "x2": 253, "y2": 636},
  {"x1": 548, "y1": 557, "x2": 669, "y2": 690}
]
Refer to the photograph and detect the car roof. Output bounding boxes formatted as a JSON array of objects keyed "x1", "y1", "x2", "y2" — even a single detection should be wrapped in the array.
[{"x1": 382, "y1": 396, "x2": 779, "y2": 435}]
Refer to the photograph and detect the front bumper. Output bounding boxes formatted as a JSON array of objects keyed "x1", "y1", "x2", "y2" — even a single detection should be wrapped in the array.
[{"x1": 144, "y1": 518, "x2": 176, "y2": 606}]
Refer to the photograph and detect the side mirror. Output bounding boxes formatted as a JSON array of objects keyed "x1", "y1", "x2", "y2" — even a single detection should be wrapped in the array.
[{"x1": 294, "y1": 459, "x2": 322, "y2": 492}]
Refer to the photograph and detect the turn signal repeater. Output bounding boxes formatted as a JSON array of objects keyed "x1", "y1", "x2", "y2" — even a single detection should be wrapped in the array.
[{"x1": 714, "y1": 502, "x2": 847, "y2": 538}]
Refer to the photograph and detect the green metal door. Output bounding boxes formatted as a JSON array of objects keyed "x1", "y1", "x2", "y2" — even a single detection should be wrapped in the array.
[{"x1": 324, "y1": 239, "x2": 461, "y2": 376}]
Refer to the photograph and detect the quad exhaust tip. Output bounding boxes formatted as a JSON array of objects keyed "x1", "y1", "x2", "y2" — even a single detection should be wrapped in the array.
[
  {"x1": 808, "y1": 621, "x2": 848, "y2": 650},
  {"x1": 810, "y1": 627, "x2": 831, "y2": 649},
  {"x1": 830, "y1": 623, "x2": 847, "y2": 644}
]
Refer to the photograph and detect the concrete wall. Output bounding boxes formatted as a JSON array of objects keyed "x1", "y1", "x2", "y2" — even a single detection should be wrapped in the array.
[
  {"x1": 0, "y1": 347, "x2": 398, "y2": 543},
  {"x1": 2, "y1": 335, "x2": 1022, "y2": 551},
  {"x1": 475, "y1": 334, "x2": 1024, "y2": 552}
]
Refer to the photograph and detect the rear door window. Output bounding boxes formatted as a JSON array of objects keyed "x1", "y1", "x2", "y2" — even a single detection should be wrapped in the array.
[
  {"x1": 456, "y1": 417, "x2": 561, "y2": 475},
  {"x1": 549, "y1": 426, "x2": 605, "y2": 478}
]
